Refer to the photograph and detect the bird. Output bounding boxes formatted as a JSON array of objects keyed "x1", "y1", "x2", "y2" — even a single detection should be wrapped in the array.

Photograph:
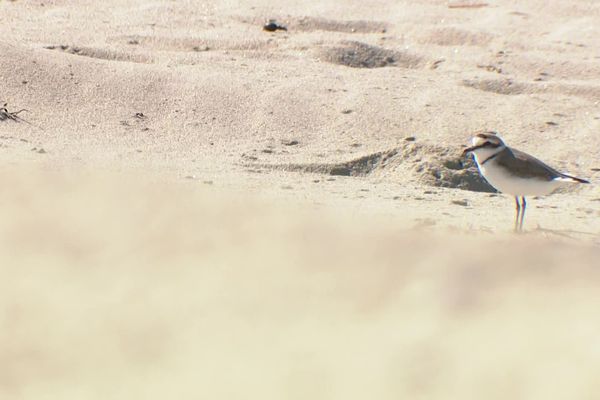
[{"x1": 462, "y1": 131, "x2": 590, "y2": 232}]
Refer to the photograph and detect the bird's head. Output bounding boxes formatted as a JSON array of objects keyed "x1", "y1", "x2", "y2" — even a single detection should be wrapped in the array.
[{"x1": 462, "y1": 131, "x2": 507, "y2": 159}]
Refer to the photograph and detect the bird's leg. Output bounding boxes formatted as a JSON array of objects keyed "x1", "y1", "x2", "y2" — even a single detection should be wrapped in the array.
[
  {"x1": 514, "y1": 196, "x2": 521, "y2": 233},
  {"x1": 519, "y1": 196, "x2": 527, "y2": 232}
]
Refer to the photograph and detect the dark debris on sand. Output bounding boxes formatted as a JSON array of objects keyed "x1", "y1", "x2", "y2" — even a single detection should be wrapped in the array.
[
  {"x1": 263, "y1": 20, "x2": 287, "y2": 32},
  {"x1": 0, "y1": 103, "x2": 28, "y2": 123}
]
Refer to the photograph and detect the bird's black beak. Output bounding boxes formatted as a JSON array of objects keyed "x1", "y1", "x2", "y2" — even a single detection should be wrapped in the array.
[
  {"x1": 462, "y1": 146, "x2": 474, "y2": 156},
  {"x1": 462, "y1": 144, "x2": 483, "y2": 156}
]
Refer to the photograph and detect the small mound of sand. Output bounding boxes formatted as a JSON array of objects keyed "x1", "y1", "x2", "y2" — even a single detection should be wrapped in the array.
[
  {"x1": 277, "y1": 148, "x2": 400, "y2": 176},
  {"x1": 425, "y1": 156, "x2": 496, "y2": 193},
  {"x1": 254, "y1": 142, "x2": 495, "y2": 193},
  {"x1": 424, "y1": 27, "x2": 495, "y2": 46},
  {"x1": 114, "y1": 35, "x2": 274, "y2": 52},
  {"x1": 320, "y1": 41, "x2": 422, "y2": 69},
  {"x1": 462, "y1": 78, "x2": 530, "y2": 95},
  {"x1": 291, "y1": 17, "x2": 387, "y2": 33},
  {"x1": 44, "y1": 45, "x2": 151, "y2": 63}
]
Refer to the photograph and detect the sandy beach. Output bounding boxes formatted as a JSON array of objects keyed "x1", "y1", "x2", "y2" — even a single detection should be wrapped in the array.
[{"x1": 1, "y1": 0, "x2": 600, "y2": 398}]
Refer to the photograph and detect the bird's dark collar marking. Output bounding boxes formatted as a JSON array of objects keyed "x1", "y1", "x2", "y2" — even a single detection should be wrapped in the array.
[{"x1": 480, "y1": 151, "x2": 501, "y2": 165}]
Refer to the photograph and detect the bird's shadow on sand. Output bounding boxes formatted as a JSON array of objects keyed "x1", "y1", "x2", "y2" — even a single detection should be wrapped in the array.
[{"x1": 527, "y1": 225, "x2": 600, "y2": 244}]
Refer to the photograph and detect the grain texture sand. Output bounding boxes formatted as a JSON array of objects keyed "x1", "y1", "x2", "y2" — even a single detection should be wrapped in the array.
[{"x1": 1, "y1": 0, "x2": 599, "y2": 398}]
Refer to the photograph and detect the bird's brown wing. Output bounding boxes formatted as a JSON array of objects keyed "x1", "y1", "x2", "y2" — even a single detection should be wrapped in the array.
[{"x1": 495, "y1": 148, "x2": 562, "y2": 181}]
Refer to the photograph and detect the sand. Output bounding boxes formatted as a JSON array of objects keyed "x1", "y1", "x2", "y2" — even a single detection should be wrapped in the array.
[{"x1": 1, "y1": 0, "x2": 600, "y2": 398}]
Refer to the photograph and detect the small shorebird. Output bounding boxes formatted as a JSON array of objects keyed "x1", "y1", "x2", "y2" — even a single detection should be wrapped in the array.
[{"x1": 463, "y1": 131, "x2": 590, "y2": 232}]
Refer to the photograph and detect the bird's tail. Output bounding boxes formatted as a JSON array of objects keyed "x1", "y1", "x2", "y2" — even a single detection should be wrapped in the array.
[{"x1": 557, "y1": 173, "x2": 590, "y2": 184}]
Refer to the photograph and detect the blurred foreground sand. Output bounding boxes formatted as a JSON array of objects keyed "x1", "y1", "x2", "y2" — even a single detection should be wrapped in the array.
[{"x1": 1, "y1": 170, "x2": 599, "y2": 399}]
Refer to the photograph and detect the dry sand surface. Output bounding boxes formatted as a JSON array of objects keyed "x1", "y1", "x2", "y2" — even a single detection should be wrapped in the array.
[{"x1": 1, "y1": 0, "x2": 600, "y2": 398}]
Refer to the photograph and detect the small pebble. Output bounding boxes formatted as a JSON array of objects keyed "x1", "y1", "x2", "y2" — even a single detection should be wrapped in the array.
[{"x1": 263, "y1": 20, "x2": 287, "y2": 32}]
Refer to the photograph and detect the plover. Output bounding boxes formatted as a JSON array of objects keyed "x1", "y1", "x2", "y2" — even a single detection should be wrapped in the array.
[{"x1": 463, "y1": 131, "x2": 590, "y2": 231}]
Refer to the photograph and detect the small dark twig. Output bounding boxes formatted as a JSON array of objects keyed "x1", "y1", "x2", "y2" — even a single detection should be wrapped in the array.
[
  {"x1": 1, "y1": 103, "x2": 27, "y2": 122},
  {"x1": 0, "y1": 103, "x2": 43, "y2": 130}
]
